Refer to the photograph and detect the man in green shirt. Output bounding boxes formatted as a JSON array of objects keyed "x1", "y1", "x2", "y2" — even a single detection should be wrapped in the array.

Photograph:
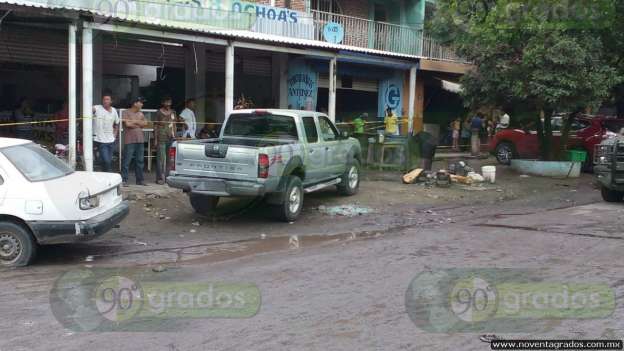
[{"x1": 352, "y1": 113, "x2": 367, "y2": 135}]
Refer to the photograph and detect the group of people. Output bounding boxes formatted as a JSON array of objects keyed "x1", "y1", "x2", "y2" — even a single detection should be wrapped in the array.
[
  {"x1": 450, "y1": 113, "x2": 509, "y2": 156},
  {"x1": 92, "y1": 94, "x2": 201, "y2": 186}
]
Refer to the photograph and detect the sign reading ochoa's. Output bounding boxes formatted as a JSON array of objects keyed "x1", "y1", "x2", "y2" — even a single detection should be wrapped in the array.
[{"x1": 43, "y1": 0, "x2": 306, "y2": 30}]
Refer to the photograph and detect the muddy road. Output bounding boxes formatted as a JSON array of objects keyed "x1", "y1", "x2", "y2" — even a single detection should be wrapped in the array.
[{"x1": 2, "y1": 162, "x2": 622, "y2": 351}]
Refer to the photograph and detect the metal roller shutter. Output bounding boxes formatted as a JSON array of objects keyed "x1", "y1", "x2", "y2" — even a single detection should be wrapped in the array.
[
  {"x1": 102, "y1": 38, "x2": 185, "y2": 68},
  {"x1": 0, "y1": 24, "x2": 68, "y2": 66}
]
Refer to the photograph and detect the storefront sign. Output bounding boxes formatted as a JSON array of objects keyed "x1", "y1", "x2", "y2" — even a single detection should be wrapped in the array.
[
  {"x1": 288, "y1": 60, "x2": 318, "y2": 111},
  {"x1": 322, "y1": 22, "x2": 344, "y2": 44},
  {"x1": 39, "y1": 0, "x2": 305, "y2": 31},
  {"x1": 378, "y1": 73, "x2": 404, "y2": 117}
]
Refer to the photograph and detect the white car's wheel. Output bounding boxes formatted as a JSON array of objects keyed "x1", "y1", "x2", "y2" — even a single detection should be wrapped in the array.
[{"x1": 0, "y1": 222, "x2": 37, "y2": 267}]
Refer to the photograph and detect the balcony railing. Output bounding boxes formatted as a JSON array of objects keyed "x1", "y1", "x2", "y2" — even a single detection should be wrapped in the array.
[{"x1": 309, "y1": 10, "x2": 467, "y2": 63}]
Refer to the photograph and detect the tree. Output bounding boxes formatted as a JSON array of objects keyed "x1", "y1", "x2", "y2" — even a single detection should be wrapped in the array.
[{"x1": 431, "y1": 0, "x2": 621, "y2": 160}]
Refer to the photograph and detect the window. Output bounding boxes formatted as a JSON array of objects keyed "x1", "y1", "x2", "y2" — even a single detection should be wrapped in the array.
[
  {"x1": 571, "y1": 120, "x2": 590, "y2": 131},
  {"x1": 318, "y1": 116, "x2": 339, "y2": 141},
  {"x1": 3, "y1": 143, "x2": 73, "y2": 182},
  {"x1": 303, "y1": 117, "x2": 319, "y2": 143},
  {"x1": 311, "y1": 0, "x2": 342, "y2": 13},
  {"x1": 223, "y1": 114, "x2": 298, "y2": 140}
]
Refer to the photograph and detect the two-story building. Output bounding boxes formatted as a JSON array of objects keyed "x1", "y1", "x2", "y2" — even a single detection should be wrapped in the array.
[{"x1": 0, "y1": 0, "x2": 471, "y2": 170}]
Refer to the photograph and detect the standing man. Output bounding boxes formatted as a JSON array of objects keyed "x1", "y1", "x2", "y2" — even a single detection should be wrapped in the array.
[
  {"x1": 154, "y1": 96, "x2": 176, "y2": 185},
  {"x1": 384, "y1": 107, "x2": 399, "y2": 136},
  {"x1": 179, "y1": 98, "x2": 197, "y2": 139},
  {"x1": 352, "y1": 113, "x2": 366, "y2": 135},
  {"x1": 93, "y1": 94, "x2": 119, "y2": 172},
  {"x1": 121, "y1": 97, "x2": 148, "y2": 186},
  {"x1": 470, "y1": 113, "x2": 483, "y2": 157}
]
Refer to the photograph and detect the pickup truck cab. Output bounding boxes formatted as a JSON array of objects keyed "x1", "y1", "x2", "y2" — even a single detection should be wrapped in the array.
[
  {"x1": 0, "y1": 138, "x2": 129, "y2": 267},
  {"x1": 594, "y1": 133, "x2": 624, "y2": 202},
  {"x1": 167, "y1": 109, "x2": 362, "y2": 222}
]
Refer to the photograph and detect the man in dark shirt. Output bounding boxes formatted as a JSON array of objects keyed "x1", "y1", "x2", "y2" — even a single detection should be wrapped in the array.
[
  {"x1": 121, "y1": 97, "x2": 148, "y2": 186},
  {"x1": 470, "y1": 114, "x2": 483, "y2": 157}
]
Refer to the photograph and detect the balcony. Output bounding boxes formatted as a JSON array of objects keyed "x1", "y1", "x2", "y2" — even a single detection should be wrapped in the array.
[{"x1": 310, "y1": 10, "x2": 466, "y2": 62}]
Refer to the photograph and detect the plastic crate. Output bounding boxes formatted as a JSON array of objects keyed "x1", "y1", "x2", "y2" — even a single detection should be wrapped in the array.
[{"x1": 566, "y1": 150, "x2": 587, "y2": 162}]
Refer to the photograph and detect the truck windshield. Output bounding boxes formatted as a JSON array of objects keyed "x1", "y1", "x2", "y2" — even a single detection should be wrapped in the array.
[
  {"x1": 223, "y1": 114, "x2": 298, "y2": 139},
  {"x1": 2, "y1": 143, "x2": 74, "y2": 182}
]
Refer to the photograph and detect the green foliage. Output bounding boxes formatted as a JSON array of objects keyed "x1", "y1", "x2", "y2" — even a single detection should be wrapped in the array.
[{"x1": 431, "y1": 0, "x2": 622, "y2": 159}]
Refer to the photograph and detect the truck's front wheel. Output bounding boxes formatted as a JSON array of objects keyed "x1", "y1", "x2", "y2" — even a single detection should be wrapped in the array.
[
  {"x1": 274, "y1": 176, "x2": 303, "y2": 222},
  {"x1": 189, "y1": 194, "x2": 220, "y2": 216},
  {"x1": 0, "y1": 222, "x2": 37, "y2": 267},
  {"x1": 601, "y1": 186, "x2": 624, "y2": 203}
]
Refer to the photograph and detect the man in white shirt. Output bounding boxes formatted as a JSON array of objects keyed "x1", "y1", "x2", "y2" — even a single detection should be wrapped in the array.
[
  {"x1": 179, "y1": 98, "x2": 197, "y2": 138},
  {"x1": 93, "y1": 94, "x2": 120, "y2": 172}
]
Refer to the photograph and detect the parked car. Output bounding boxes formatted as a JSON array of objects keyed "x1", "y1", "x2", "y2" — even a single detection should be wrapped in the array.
[
  {"x1": 0, "y1": 138, "x2": 129, "y2": 267},
  {"x1": 490, "y1": 115, "x2": 624, "y2": 171},
  {"x1": 594, "y1": 132, "x2": 624, "y2": 202},
  {"x1": 167, "y1": 109, "x2": 362, "y2": 222}
]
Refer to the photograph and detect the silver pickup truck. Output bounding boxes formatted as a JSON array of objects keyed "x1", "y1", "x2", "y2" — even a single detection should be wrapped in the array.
[{"x1": 167, "y1": 109, "x2": 362, "y2": 221}]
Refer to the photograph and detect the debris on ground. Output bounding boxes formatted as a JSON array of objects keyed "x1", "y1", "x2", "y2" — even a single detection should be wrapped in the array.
[
  {"x1": 448, "y1": 161, "x2": 475, "y2": 176},
  {"x1": 192, "y1": 221, "x2": 201, "y2": 226},
  {"x1": 152, "y1": 265, "x2": 167, "y2": 273},
  {"x1": 450, "y1": 174, "x2": 472, "y2": 185},
  {"x1": 435, "y1": 171, "x2": 451, "y2": 188},
  {"x1": 189, "y1": 229, "x2": 196, "y2": 233},
  {"x1": 467, "y1": 172, "x2": 485, "y2": 183},
  {"x1": 134, "y1": 240, "x2": 148, "y2": 246},
  {"x1": 85, "y1": 256, "x2": 94, "y2": 262},
  {"x1": 520, "y1": 174, "x2": 531, "y2": 178},
  {"x1": 318, "y1": 205, "x2": 373, "y2": 217},
  {"x1": 402, "y1": 168, "x2": 424, "y2": 184}
]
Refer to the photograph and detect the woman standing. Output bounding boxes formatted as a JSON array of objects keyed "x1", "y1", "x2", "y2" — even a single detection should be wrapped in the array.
[{"x1": 154, "y1": 96, "x2": 176, "y2": 185}]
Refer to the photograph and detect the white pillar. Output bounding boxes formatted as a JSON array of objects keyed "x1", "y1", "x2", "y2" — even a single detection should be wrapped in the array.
[
  {"x1": 408, "y1": 65, "x2": 417, "y2": 135},
  {"x1": 225, "y1": 43, "x2": 235, "y2": 119},
  {"x1": 68, "y1": 24, "x2": 77, "y2": 169},
  {"x1": 82, "y1": 27, "x2": 94, "y2": 172},
  {"x1": 328, "y1": 56, "x2": 337, "y2": 122}
]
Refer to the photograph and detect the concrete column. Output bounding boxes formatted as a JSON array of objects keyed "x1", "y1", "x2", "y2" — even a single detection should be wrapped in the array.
[
  {"x1": 279, "y1": 53, "x2": 289, "y2": 108},
  {"x1": 82, "y1": 27, "x2": 94, "y2": 172},
  {"x1": 225, "y1": 43, "x2": 235, "y2": 119},
  {"x1": 184, "y1": 42, "x2": 207, "y2": 122},
  {"x1": 328, "y1": 56, "x2": 337, "y2": 122},
  {"x1": 68, "y1": 24, "x2": 77, "y2": 169},
  {"x1": 408, "y1": 65, "x2": 417, "y2": 135}
]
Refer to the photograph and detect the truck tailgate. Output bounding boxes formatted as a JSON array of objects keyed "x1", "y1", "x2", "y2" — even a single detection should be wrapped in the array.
[{"x1": 176, "y1": 142, "x2": 259, "y2": 181}]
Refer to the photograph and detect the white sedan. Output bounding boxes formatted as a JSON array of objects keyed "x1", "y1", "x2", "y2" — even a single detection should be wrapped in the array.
[{"x1": 0, "y1": 138, "x2": 129, "y2": 267}]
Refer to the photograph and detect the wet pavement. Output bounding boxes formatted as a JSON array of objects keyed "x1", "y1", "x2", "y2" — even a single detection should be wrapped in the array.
[{"x1": 1, "y1": 159, "x2": 622, "y2": 350}]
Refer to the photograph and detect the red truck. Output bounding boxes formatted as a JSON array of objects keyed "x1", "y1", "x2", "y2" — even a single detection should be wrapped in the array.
[{"x1": 490, "y1": 115, "x2": 624, "y2": 171}]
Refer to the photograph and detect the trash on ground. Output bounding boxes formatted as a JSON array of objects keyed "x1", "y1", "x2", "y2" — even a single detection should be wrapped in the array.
[
  {"x1": 451, "y1": 174, "x2": 472, "y2": 185},
  {"x1": 448, "y1": 161, "x2": 475, "y2": 176},
  {"x1": 191, "y1": 221, "x2": 201, "y2": 226},
  {"x1": 519, "y1": 174, "x2": 531, "y2": 178},
  {"x1": 134, "y1": 240, "x2": 148, "y2": 246},
  {"x1": 318, "y1": 205, "x2": 373, "y2": 217},
  {"x1": 402, "y1": 168, "x2": 424, "y2": 184},
  {"x1": 152, "y1": 265, "x2": 167, "y2": 273},
  {"x1": 467, "y1": 172, "x2": 485, "y2": 183},
  {"x1": 85, "y1": 256, "x2": 94, "y2": 262},
  {"x1": 189, "y1": 229, "x2": 196, "y2": 233},
  {"x1": 435, "y1": 171, "x2": 451, "y2": 188}
]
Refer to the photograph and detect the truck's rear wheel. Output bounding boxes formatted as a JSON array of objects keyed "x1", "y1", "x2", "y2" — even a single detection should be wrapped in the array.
[
  {"x1": 189, "y1": 194, "x2": 220, "y2": 216},
  {"x1": 0, "y1": 222, "x2": 37, "y2": 267},
  {"x1": 274, "y1": 176, "x2": 303, "y2": 222},
  {"x1": 601, "y1": 186, "x2": 623, "y2": 203},
  {"x1": 337, "y1": 159, "x2": 360, "y2": 196}
]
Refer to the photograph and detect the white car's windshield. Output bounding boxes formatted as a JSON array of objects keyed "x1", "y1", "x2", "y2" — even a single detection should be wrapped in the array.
[{"x1": 3, "y1": 143, "x2": 74, "y2": 182}]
